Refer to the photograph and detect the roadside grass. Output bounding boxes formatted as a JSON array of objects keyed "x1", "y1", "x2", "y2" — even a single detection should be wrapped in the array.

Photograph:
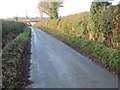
[
  {"x1": 16, "y1": 27, "x2": 31, "y2": 42},
  {"x1": 2, "y1": 26, "x2": 31, "y2": 88},
  {"x1": 38, "y1": 27, "x2": 120, "y2": 71}
]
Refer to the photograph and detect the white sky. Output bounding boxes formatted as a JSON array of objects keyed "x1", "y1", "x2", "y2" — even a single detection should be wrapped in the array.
[{"x1": 0, "y1": 0, "x2": 119, "y2": 18}]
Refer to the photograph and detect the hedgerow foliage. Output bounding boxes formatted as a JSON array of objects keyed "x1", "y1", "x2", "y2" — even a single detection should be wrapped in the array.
[
  {"x1": 35, "y1": 2, "x2": 120, "y2": 49},
  {"x1": 89, "y1": 2, "x2": 120, "y2": 49},
  {"x1": 2, "y1": 27, "x2": 31, "y2": 88},
  {"x1": 2, "y1": 20, "x2": 26, "y2": 48}
]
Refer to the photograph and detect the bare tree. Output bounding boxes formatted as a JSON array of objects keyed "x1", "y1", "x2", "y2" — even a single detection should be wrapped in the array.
[{"x1": 38, "y1": 0, "x2": 63, "y2": 19}]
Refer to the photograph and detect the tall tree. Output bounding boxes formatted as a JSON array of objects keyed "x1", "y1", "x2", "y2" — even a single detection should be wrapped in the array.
[{"x1": 38, "y1": 0, "x2": 63, "y2": 19}]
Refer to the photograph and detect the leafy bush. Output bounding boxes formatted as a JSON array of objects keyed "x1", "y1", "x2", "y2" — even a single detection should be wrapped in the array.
[{"x1": 89, "y1": 2, "x2": 120, "y2": 49}]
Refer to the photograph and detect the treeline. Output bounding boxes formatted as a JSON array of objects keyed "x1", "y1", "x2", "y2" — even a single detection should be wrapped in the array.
[
  {"x1": 2, "y1": 20, "x2": 26, "y2": 48},
  {"x1": 35, "y1": 2, "x2": 120, "y2": 49}
]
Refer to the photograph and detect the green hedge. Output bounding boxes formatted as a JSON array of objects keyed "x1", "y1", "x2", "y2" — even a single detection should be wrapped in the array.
[
  {"x1": 2, "y1": 20, "x2": 26, "y2": 48},
  {"x1": 39, "y1": 27, "x2": 120, "y2": 70},
  {"x1": 35, "y1": 3, "x2": 120, "y2": 49},
  {"x1": 2, "y1": 27, "x2": 31, "y2": 88},
  {"x1": 89, "y1": 2, "x2": 120, "y2": 49}
]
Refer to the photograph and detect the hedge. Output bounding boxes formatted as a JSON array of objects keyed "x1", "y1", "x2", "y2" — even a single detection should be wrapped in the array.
[
  {"x1": 2, "y1": 27, "x2": 31, "y2": 88},
  {"x1": 35, "y1": 3, "x2": 120, "y2": 49},
  {"x1": 2, "y1": 20, "x2": 26, "y2": 48}
]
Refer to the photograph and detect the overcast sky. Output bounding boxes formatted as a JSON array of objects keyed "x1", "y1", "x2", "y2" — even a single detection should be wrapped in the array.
[{"x1": 0, "y1": 0, "x2": 119, "y2": 18}]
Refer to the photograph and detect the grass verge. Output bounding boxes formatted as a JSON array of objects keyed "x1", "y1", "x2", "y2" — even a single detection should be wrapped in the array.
[
  {"x1": 2, "y1": 26, "x2": 31, "y2": 88},
  {"x1": 38, "y1": 27, "x2": 120, "y2": 77}
]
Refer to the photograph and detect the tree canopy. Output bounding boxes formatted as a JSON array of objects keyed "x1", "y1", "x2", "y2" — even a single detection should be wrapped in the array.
[{"x1": 38, "y1": 0, "x2": 63, "y2": 19}]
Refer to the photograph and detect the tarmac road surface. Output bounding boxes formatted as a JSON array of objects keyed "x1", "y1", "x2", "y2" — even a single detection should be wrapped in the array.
[{"x1": 28, "y1": 27, "x2": 118, "y2": 88}]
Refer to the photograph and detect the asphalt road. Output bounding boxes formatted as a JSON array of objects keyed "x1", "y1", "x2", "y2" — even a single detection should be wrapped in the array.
[{"x1": 28, "y1": 27, "x2": 118, "y2": 88}]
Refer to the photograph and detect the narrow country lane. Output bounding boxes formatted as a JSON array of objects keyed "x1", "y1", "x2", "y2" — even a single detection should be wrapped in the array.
[{"x1": 28, "y1": 27, "x2": 118, "y2": 88}]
